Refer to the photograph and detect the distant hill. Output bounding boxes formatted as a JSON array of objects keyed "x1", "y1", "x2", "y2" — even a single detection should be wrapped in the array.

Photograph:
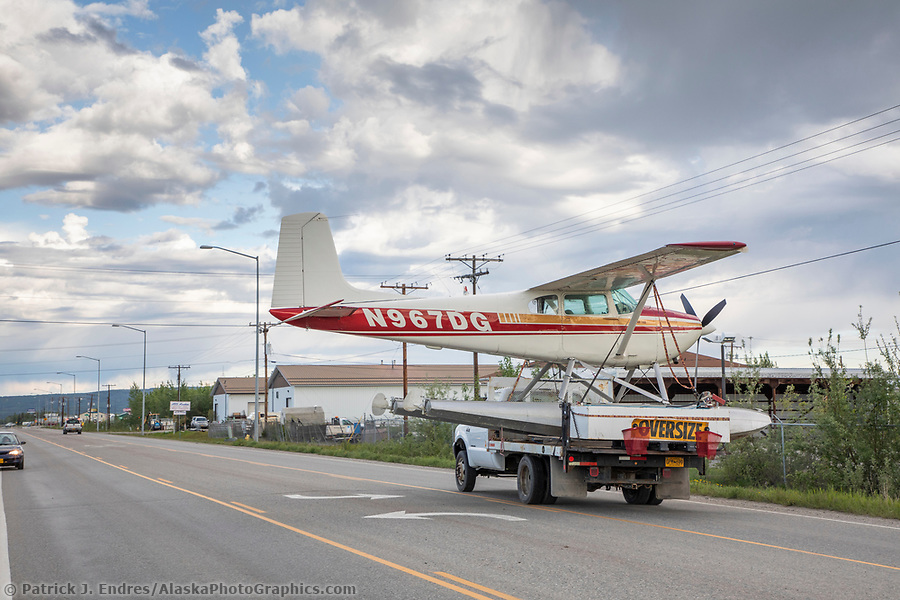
[{"x1": 1, "y1": 388, "x2": 136, "y2": 420}]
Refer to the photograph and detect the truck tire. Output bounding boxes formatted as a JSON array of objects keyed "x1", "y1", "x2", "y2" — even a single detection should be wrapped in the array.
[
  {"x1": 622, "y1": 485, "x2": 651, "y2": 505},
  {"x1": 542, "y1": 457, "x2": 557, "y2": 505},
  {"x1": 455, "y1": 448, "x2": 477, "y2": 492},
  {"x1": 646, "y1": 486, "x2": 663, "y2": 505},
  {"x1": 517, "y1": 455, "x2": 548, "y2": 504}
]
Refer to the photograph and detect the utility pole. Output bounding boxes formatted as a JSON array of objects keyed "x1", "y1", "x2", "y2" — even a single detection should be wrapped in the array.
[
  {"x1": 260, "y1": 322, "x2": 274, "y2": 419},
  {"x1": 445, "y1": 254, "x2": 503, "y2": 400},
  {"x1": 169, "y1": 365, "x2": 190, "y2": 432},
  {"x1": 104, "y1": 384, "x2": 116, "y2": 430},
  {"x1": 381, "y1": 282, "x2": 429, "y2": 435}
]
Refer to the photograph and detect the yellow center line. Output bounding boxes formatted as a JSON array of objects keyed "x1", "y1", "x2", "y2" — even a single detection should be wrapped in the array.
[
  {"x1": 434, "y1": 572, "x2": 523, "y2": 600},
  {"x1": 231, "y1": 501, "x2": 265, "y2": 514},
  {"x1": 157, "y1": 478, "x2": 173, "y2": 484},
  {"x1": 29, "y1": 434, "x2": 513, "y2": 600},
  {"x1": 30, "y1": 431, "x2": 900, "y2": 572}
]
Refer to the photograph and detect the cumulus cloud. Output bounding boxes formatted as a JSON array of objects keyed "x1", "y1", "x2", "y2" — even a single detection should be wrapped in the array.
[
  {"x1": 0, "y1": 1, "x2": 256, "y2": 211},
  {"x1": 28, "y1": 213, "x2": 91, "y2": 248}
]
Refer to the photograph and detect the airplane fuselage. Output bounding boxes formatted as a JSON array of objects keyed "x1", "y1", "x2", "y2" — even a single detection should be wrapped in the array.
[{"x1": 270, "y1": 290, "x2": 705, "y2": 367}]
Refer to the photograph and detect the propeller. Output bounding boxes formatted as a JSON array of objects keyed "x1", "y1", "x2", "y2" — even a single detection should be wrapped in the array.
[{"x1": 681, "y1": 294, "x2": 727, "y2": 327}]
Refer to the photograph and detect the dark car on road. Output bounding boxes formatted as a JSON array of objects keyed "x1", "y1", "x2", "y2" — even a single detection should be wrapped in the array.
[{"x1": 0, "y1": 431, "x2": 26, "y2": 469}]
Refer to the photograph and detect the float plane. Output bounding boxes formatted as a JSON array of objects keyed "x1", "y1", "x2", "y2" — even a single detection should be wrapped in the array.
[{"x1": 268, "y1": 212, "x2": 770, "y2": 439}]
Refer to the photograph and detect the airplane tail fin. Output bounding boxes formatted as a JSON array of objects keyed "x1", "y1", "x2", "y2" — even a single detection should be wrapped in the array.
[{"x1": 271, "y1": 213, "x2": 387, "y2": 308}]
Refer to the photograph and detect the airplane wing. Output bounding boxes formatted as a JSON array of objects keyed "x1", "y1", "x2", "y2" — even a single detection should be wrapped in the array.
[{"x1": 531, "y1": 241, "x2": 746, "y2": 292}]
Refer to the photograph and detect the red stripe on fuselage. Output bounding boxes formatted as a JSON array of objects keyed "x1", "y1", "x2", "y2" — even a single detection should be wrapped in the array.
[{"x1": 270, "y1": 306, "x2": 700, "y2": 338}]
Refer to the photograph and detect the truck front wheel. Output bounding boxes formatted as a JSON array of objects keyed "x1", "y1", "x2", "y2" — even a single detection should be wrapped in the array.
[
  {"x1": 517, "y1": 455, "x2": 548, "y2": 504},
  {"x1": 455, "y1": 449, "x2": 477, "y2": 492}
]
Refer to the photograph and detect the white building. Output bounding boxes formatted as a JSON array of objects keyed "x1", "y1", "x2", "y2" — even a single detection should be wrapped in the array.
[
  {"x1": 268, "y1": 364, "x2": 478, "y2": 421},
  {"x1": 210, "y1": 377, "x2": 267, "y2": 421}
]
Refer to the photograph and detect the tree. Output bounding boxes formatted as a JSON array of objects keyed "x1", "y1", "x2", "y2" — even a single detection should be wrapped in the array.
[
  {"x1": 497, "y1": 356, "x2": 522, "y2": 377},
  {"x1": 852, "y1": 305, "x2": 873, "y2": 364},
  {"x1": 806, "y1": 325, "x2": 900, "y2": 499},
  {"x1": 126, "y1": 380, "x2": 213, "y2": 427},
  {"x1": 712, "y1": 309, "x2": 900, "y2": 500}
]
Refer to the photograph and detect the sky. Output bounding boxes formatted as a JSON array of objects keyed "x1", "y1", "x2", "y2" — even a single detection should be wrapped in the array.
[{"x1": 1, "y1": 0, "x2": 899, "y2": 400}]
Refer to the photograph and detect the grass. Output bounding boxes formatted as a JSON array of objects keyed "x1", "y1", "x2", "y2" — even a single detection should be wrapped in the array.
[
  {"x1": 690, "y1": 476, "x2": 900, "y2": 520},
  {"x1": 122, "y1": 430, "x2": 899, "y2": 519}
]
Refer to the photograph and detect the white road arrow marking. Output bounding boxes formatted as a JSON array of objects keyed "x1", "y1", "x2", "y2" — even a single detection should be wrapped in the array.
[
  {"x1": 284, "y1": 493, "x2": 404, "y2": 500},
  {"x1": 364, "y1": 511, "x2": 526, "y2": 521}
]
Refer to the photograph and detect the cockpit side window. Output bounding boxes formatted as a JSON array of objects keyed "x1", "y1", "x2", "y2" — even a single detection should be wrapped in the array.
[
  {"x1": 563, "y1": 294, "x2": 609, "y2": 315},
  {"x1": 528, "y1": 295, "x2": 559, "y2": 315},
  {"x1": 612, "y1": 289, "x2": 638, "y2": 314}
]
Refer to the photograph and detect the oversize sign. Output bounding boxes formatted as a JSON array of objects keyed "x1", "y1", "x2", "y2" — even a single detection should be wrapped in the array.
[{"x1": 630, "y1": 418, "x2": 709, "y2": 442}]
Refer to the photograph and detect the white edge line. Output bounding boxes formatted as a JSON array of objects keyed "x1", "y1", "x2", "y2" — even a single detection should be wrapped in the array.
[
  {"x1": 596, "y1": 488, "x2": 900, "y2": 531},
  {"x1": 0, "y1": 471, "x2": 12, "y2": 600}
]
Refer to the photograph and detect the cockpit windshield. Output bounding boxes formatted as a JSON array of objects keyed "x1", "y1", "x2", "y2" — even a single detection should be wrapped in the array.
[{"x1": 612, "y1": 289, "x2": 638, "y2": 314}]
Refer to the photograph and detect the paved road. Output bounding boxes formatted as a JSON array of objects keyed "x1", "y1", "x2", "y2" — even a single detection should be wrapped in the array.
[{"x1": 2, "y1": 429, "x2": 898, "y2": 599}]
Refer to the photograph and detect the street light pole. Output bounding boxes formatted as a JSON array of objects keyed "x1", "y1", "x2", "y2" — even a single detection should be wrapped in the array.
[
  {"x1": 57, "y1": 372, "x2": 76, "y2": 419},
  {"x1": 200, "y1": 244, "x2": 260, "y2": 442},
  {"x1": 113, "y1": 324, "x2": 147, "y2": 435},
  {"x1": 47, "y1": 382, "x2": 63, "y2": 425},
  {"x1": 77, "y1": 355, "x2": 101, "y2": 431}
]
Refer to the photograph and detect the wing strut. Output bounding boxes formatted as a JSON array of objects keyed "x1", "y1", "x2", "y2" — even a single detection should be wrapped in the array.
[{"x1": 614, "y1": 278, "x2": 655, "y2": 359}]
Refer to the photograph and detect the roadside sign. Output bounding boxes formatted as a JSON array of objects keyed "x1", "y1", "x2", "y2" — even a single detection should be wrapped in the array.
[
  {"x1": 173, "y1": 411, "x2": 187, "y2": 416},
  {"x1": 170, "y1": 401, "x2": 190, "y2": 412}
]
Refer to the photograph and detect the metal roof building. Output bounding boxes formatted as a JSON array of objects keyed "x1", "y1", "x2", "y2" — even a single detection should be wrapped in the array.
[{"x1": 268, "y1": 364, "x2": 477, "y2": 421}]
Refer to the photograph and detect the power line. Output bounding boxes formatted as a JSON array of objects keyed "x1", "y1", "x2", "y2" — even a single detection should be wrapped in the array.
[
  {"x1": 0, "y1": 319, "x2": 247, "y2": 327},
  {"x1": 4, "y1": 262, "x2": 273, "y2": 278},
  {"x1": 669, "y1": 239, "x2": 900, "y2": 295},
  {"x1": 390, "y1": 102, "x2": 900, "y2": 283}
]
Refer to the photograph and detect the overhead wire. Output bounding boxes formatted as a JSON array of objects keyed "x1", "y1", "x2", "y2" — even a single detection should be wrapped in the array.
[
  {"x1": 393, "y1": 102, "x2": 900, "y2": 283},
  {"x1": 4, "y1": 104, "x2": 900, "y2": 384}
]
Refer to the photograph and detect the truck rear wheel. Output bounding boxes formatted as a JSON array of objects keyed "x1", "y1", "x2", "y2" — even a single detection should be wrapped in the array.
[
  {"x1": 517, "y1": 455, "x2": 548, "y2": 504},
  {"x1": 622, "y1": 485, "x2": 651, "y2": 505},
  {"x1": 542, "y1": 457, "x2": 557, "y2": 505},
  {"x1": 455, "y1": 449, "x2": 476, "y2": 492}
]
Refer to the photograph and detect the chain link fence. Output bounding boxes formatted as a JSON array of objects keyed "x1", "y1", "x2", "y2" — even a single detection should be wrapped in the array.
[{"x1": 210, "y1": 417, "x2": 407, "y2": 444}]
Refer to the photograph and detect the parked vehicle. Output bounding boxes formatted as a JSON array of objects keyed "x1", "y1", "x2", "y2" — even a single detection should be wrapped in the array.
[
  {"x1": 147, "y1": 413, "x2": 162, "y2": 431},
  {"x1": 326, "y1": 417, "x2": 360, "y2": 441},
  {"x1": 62, "y1": 417, "x2": 83, "y2": 434},
  {"x1": 0, "y1": 431, "x2": 26, "y2": 469},
  {"x1": 189, "y1": 416, "x2": 209, "y2": 430}
]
